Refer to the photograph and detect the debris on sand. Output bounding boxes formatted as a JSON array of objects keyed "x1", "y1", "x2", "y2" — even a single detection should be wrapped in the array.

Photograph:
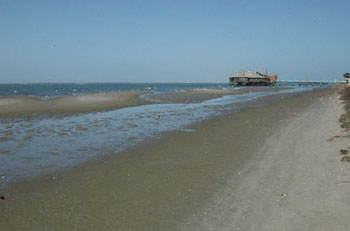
[
  {"x1": 340, "y1": 149, "x2": 349, "y2": 155},
  {"x1": 327, "y1": 135, "x2": 350, "y2": 141},
  {"x1": 341, "y1": 156, "x2": 350, "y2": 162},
  {"x1": 339, "y1": 86, "x2": 350, "y2": 131},
  {"x1": 338, "y1": 87, "x2": 350, "y2": 163}
]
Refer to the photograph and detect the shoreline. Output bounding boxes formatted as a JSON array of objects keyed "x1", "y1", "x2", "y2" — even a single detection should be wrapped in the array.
[
  {"x1": 0, "y1": 87, "x2": 312, "y2": 189},
  {"x1": 145, "y1": 87, "x2": 288, "y2": 104},
  {"x1": 0, "y1": 88, "x2": 344, "y2": 230},
  {"x1": 0, "y1": 91, "x2": 149, "y2": 118},
  {"x1": 0, "y1": 87, "x2": 290, "y2": 118}
]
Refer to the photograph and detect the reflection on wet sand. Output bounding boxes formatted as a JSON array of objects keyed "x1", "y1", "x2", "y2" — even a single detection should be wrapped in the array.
[{"x1": 0, "y1": 88, "x2": 304, "y2": 188}]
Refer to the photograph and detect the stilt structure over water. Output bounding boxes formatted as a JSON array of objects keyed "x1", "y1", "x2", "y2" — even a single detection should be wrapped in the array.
[
  {"x1": 229, "y1": 70, "x2": 345, "y2": 87},
  {"x1": 229, "y1": 70, "x2": 277, "y2": 86}
]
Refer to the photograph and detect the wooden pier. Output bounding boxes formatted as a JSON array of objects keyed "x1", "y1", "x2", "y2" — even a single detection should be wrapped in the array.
[{"x1": 275, "y1": 80, "x2": 343, "y2": 87}]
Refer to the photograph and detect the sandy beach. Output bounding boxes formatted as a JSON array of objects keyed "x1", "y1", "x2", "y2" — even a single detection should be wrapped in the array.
[
  {"x1": 1, "y1": 1, "x2": 348, "y2": 230},
  {"x1": 1, "y1": 88, "x2": 349, "y2": 230}
]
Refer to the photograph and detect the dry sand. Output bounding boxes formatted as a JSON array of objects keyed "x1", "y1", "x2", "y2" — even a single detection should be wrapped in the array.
[
  {"x1": 182, "y1": 89, "x2": 350, "y2": 231},
  {"x1": 1, "y1": 88, "x2": 349, "y2": 230}
]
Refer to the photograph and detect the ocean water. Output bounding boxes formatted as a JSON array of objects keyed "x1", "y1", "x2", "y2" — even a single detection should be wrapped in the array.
[
  {"x1": 0, "y1": 83, "x2": 229, "y2": 97},
  {"x1": 0, "y1": 82, "x2": 326, "y2": 98},
  {"x1": 0, "y1": 87, "x2": 311, "y2": 188}
]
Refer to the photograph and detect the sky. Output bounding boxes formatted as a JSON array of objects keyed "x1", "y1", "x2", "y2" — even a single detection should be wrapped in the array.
[{"x1": 0, "y1": 0, "x2": 349, "y2": 83}]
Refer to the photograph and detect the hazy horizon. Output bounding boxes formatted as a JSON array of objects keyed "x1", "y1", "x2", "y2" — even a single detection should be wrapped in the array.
[
  {"x1": 0, "y1": 80, "x2": 230, "y2": 84},
  {"x1": 1, "y1": 0, "x2": 349, "y2": 83}
]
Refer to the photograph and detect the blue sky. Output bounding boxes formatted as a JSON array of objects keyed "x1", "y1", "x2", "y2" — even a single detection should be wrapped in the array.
[{"x1": 0, "y1": 0, "x2": 349, "y2": 82}]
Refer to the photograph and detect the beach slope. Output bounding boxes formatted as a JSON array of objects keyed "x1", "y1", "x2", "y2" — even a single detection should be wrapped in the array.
[
  {"x1": 182, "y1": 89, "x2": 350, "y2": 230},
  {"x1": 1, "y1": 89, "x2": 349, "y2": 230}
]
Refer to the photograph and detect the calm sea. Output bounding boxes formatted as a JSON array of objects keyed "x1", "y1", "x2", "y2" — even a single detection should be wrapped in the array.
[{"x1": 0, "y1": 83, "x2": 229, "y2": 97}]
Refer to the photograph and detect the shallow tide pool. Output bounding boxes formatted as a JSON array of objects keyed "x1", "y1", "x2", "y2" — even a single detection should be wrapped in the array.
[{"x1": 0, "y1": 88, "x2": 309, "y2": 188}]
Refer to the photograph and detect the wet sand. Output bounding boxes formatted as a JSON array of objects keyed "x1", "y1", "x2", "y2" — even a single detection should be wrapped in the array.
[
  {"x1": 0, "y1": 91, "x2": 149, "y2": 118},
  {"x1": 1, "y1": 88, "x2": 349, "y2": 230},
  {"x1": 0, "y1": 87, "x2": 288, "y2": 118},
  {"x1": 147, "y1": 87, "x2": 285, "y2": 104}
]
